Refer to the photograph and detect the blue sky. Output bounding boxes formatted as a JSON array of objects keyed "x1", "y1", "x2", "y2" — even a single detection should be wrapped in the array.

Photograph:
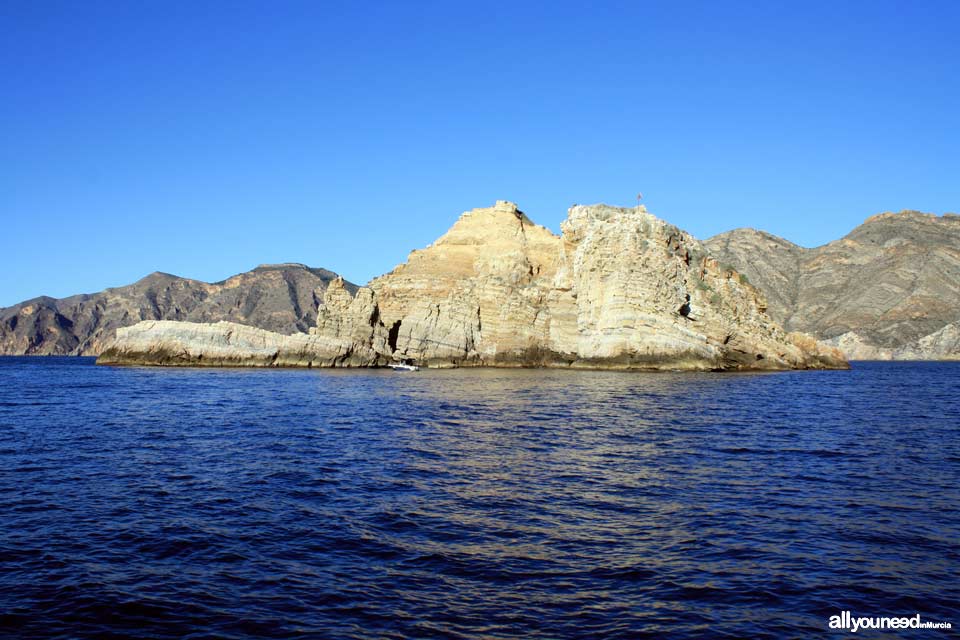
[{"x1": 2, "y1": 1, "x2": 958, "y2": 306}]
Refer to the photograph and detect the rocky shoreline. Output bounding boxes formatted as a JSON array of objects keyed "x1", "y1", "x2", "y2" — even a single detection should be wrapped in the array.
[
  {"x1": 96, "y1": 321, "x2": 845, "y2": 371},
  {"x1": 97, "y1": 202, "x2": 847, "y2": 371}
]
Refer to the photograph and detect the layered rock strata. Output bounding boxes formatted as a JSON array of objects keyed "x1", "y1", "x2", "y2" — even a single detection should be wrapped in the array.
[
  {"x1": 97, "y1": 319, "x2": 381, "y2": 367},
  {"x1": 823, "y1": 323, "x2": 960, "y2": 360},
  {"x1": 100, "y1": 202, "x2": 846, "y2": 371},
  {"x1": 706, "y1": 211, "x2": 960, "y2": 359}
]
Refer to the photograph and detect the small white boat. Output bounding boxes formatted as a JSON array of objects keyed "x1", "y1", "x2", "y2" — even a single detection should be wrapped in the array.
[{"x1": 387, "y1": 363, "x2": 420, "y2": 372}]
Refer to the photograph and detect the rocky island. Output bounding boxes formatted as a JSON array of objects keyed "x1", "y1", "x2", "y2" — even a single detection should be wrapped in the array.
[{"x1": 97, "y1": 202, "x2": 846, "y2": 371}]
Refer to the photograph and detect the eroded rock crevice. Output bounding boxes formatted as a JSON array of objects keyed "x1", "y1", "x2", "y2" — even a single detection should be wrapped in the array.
[{"x1": 387, "y1": 320, "x2": 401, "y2": 353}]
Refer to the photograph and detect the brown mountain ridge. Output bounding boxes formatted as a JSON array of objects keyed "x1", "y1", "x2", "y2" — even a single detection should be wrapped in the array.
[
  {"x1": 705, "y1": 210, "x2": 960, "y2": 359},
  {"x1": 0, "y1": 264, "x2": 353, "y2": 356}
]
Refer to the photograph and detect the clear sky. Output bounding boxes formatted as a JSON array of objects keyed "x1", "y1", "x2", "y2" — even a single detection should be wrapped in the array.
[{"x1": 2, "y1": 1, "x2": 958, "y2": 306}]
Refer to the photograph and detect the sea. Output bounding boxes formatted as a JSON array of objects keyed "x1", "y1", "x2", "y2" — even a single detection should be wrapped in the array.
[{"x1": 0, "y1": 357, "x2": 957, "y2": 639}]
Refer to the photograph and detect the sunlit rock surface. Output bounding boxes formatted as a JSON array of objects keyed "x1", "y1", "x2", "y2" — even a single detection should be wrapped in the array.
[
  {"x1": 99, "y1": 202, "x2": 846, "y2": 370},
  {"x1": 97, "y1": 320, "x2": 384, "y2": 368}
]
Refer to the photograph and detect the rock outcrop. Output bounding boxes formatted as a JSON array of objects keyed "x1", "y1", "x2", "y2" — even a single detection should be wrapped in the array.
[
  {"x1": 100, "y1": 202, "x2": 846, "y2": 371},
  {"x1": 364, "y1": 201, "x2": 843, "y2": 369},
  {"x1": 97, "y1": 319, "x2": 382, "y2": 367},
  {"x1": 705, "y1": 211, "x2": 960, "y2": 359},
  {"x1": 823, "y1": 323, "x2": 960, "y2": 361},
  {"x1": 0, "y1": 264, "x2": 351, "y2": 355},
  {"x1": 309, "y1": 276, "x2": 391, "y2": 356}
]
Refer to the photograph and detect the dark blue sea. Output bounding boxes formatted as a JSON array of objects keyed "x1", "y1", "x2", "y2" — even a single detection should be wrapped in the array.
[{"x1": 1, "y1": 358, "x2": 957, "y2": 639}]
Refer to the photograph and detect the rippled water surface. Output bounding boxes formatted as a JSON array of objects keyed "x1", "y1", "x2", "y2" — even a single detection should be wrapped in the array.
[{"x1": 1, "y1": 358, "x2": 958, "y2": 639}]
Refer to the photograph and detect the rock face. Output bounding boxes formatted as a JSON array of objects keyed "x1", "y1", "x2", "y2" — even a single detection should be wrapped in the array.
[
  {"x1": 0, "y1": 264, "x2": 352, "y2": 356},
  {"x1": 100, "y1": 201, "x2": 846, "y2": 371},
  {"x1": 97, "y1": 319, "x2": 382, "y2": 367},
  {"x1": 367, "y1": 200, "x2": 561, "y2": 366},
  {"x1": 366, "y1": 201, "x2": 842, "y2": 369},
  {"x1": 824, "y1": 323, "x2": 960, "y2": 361},
  {"x1": 705, "y1": 211, "x2": 960, "y2": 359},
  {"x1": 309, "y1": 276, "x2": 391, "y2": 357}
]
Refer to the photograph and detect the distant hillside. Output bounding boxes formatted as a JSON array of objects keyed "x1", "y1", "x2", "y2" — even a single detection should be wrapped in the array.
[
  {"x1": 706, "y1": 211, "x2": 960, "y2": 359},
  {"x1": 0, "y1": 264, "x2": 356, "y2": 356}
]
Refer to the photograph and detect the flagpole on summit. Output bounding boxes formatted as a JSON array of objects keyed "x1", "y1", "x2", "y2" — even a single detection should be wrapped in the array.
[{"x1": 636, "y1": 192, "x2": 643, "y2": 207}]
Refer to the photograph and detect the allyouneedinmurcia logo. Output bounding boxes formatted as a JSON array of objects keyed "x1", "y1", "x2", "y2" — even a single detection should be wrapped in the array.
[{"x1": 829, "y1": 611, "x2": 953, "y2": 632}]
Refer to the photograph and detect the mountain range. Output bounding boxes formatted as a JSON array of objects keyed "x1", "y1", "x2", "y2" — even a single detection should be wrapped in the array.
[
  {"x1": 0, "y1": 264, "x2": 351, "y2": 356},
  {"x1": 2, "y1": 207, "x2": 958, "y2": 360}
]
